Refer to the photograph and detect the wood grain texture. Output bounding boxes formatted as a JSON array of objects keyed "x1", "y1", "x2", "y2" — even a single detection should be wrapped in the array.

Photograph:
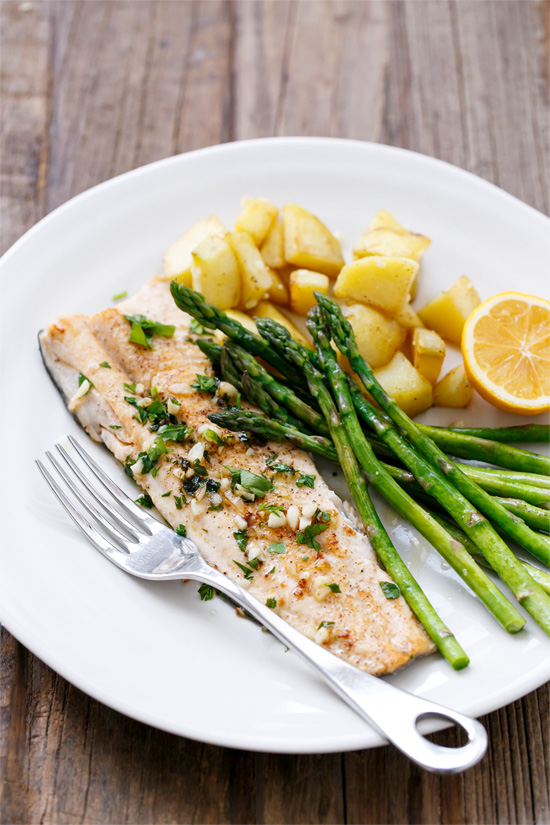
[{"x1": 1, "y1": 1, "x2": 548, "y2": 823}]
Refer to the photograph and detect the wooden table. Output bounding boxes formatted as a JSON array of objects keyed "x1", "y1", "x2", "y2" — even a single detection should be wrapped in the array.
[{"x1": 1, "y1": 2, "x2": 548, "y2": 822}]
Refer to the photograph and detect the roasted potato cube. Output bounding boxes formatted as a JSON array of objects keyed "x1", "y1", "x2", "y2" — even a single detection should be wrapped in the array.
[
  {"x1": 368, "y1": 209, "x2": 406, "y2": 232},
  {"x1": 334, "y1": 256, "x2": 418, "y2": 316},
  {"x1": 340, "y1": 304, "x2": 407, "y2": 370},
  {"x1": 412, "y1": 328, "x2": 446, "y2": 385},
  {"x1": 289, "y1": 269, "x2": 329, "y2": 316},
  {"x1": 226, "y1": 309, "x2": 259, "y2": 335},
  {"x1": 394, "y1": 302, "x2": 425, "y2": 329},
  {"x1": 434, "y1": 364, "x2": 473, "y2": 408},
  {"x1": 374, "y1": 352, "x2": 433, "y2": 417},
  {"x1": 260, "y1": 217, "x2": 285, "y2": 269},
  {"x1": 418, "y1": 276, "x2": 481, "y2": 345},
  {"x1": 162, "y1": 215, "x2": 226, "y2": 285},
  {"x1": 253, "y1": 301, "x2": 310, "y2": 347},
  {"x1": 267, "y1": 268, "x2": 290, "y2": 306},
  {"x1": 234, "y1": 198, "x2": 278, "y2": 246},
  {"x1": 283, "y1": 204, "x2": 344, "y2": 278},
  {"x1": 226, "y1": 231, "x2": 273, "y2": 311},
  {"x1": 190, "y1": 235, "x2": 240, "y2": 310},
  {"x1": 353, "y1": 227, "x2": 431, "y2": 262}
]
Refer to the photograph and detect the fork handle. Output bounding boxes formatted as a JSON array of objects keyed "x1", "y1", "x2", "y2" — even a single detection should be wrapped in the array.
[{"x1": 183, "y1": 558, "x2": 487, "y2": 773}]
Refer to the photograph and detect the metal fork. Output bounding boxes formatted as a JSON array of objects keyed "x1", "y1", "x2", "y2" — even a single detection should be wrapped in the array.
[{"x1": 36, "y1": 435, "x2": 487, "y2": 773}]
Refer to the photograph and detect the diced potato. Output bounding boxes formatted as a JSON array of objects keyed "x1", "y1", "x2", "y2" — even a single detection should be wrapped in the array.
[
  {"x1": 191, "y1": 235, "x2": 240, "y2": 310},
  {"x1": 340, "y1": 303, "x2": 407, "y2": 370},
  {"x1": 334, "y1": 256, "x2": 419, "y2": 316},
  {"x1": 411, "y1": 328, "x2": 446, "y2": 385},
  {"x1": 162, "y1": 216, "x2": 226, "y2": 285},
  {"x1": 226, "y1": 231, "x2": 273, "y2": 311},
  {"x1": 434, "y1": 364, "x2": 473, "y2": 408},
  {"x1": 394, "y1": 302, "x2": 425, "y2": 329},
  {"x1": 418, "y1": 276, "x2": 481, "y2": 345},
  {"x1": 289, "y1": 269, "x2": 330, "y2": 316},
  {"x1": 353, "y1": 227, "x2": 431, "y2": 262},
  {"x1": 283, "y1": 204, "x2": 344, "y2": 278},
  {"x1": 260, "y1": 217, "x2": 285, "y2": 269},
  {"x1": 374, "y1": 352, "x2": 433, "y2": 417},
  {"x1": 226, "y1": 309, "x2": 259, "y2": 335},
  {"x1": 234, "y1": 198, "x2": 278, "y2": 246},
  {"x1": 368, "y1": 209, "x2": 406, "y2": 232},
  {"x1": 252, "y1": 301, "x2": 310, "y2": 347},
  {"x1": 267, "y1": 268, "x2": 290, "y2": 306}
]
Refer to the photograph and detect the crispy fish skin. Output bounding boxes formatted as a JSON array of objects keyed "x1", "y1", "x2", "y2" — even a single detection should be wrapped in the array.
[{"x1": 38, "y1": 277, "x2": 433, "y2": 674}]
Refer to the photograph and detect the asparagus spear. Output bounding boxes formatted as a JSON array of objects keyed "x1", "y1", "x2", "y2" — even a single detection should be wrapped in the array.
[
  {"x1": 453, "y1": 469, "x2": 550, "y2": 508},
  {"x1": 224, "y1": 341, "x2": 330, "y2": 436},
  {"x1": 241, "y1": 371, "x2": 305, "y2": 430},
  {"x1": 426, "y1": 511, "x2": 550, "y2": 596},
  {"x1": 455, "y1": 466, "x2": 550, "y2": 491},
  {"x1": 429, "y1": 424, "x2": 550, "y2": 444},
  {"x1": 417, "y1": 424, "x2": 550, "y2": 474},
  {"x1": 492, "y1": 498, "x2": 550, "y2": 533},
  {"x1": 298, "y1": 297, "x2": 550, "y2": 631},
  {"x1": 196, "y1": 337, "x2": 222, "y2": 365},
  {"x1": 306, "y1": 306, "x2": 524, "y2": 632},
  {"x1": 170, "y1": 282, "x2": 302, "y2": 383},
  {"x1": 251, "y1": 318, "x2": 469, "y2": 668}
]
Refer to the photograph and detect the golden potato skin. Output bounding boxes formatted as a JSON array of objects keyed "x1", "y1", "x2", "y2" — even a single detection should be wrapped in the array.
[
  {"x1": 235, "y1": 198, "x2": 278, "y2": 246},
  {"x1": 260, "y1": 218, "x2": 285, "y2": 269},
  {"x1": 374, "y1": 352, "x2": 433, "y2": 417},
  {"x1": 267, "y1": 268, "x2": 290, "y2": 306},
  {"x1": 434, "y1": 364, "x2": 474, "y2": 408},
  {"x1": 191, "y1": 235, "x2": 240, "y2": 310},
  {"x1": 412, "y1": 328, "x2": 446, "y2": 385},
  {"x1": 289, "y1": 270, "x2": 330, "y2": 316},
  {"x1": 283, "y1": 204, "x2": 344, "y2": 278},
  {"x1": 334, "y1": 256, "x2": 419, "y2": 316},
  {"x1": 226, "y1": 231, "x2": 273, "y2": 311},
  {"x1": 163, "y1": 215, "x2": 226, "y2": 286},
  {"x1": 418, "y1": 276, "x2": 481, "y2": 344},
  {"x1": 340, "y1": 303, "x2": 407, "y2": 370}
]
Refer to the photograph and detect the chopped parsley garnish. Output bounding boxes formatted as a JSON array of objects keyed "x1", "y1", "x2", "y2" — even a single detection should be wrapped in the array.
[
  {"x1": 198, "y1": 583, "x2": 215, "y2": 601},
  {"x1": 191, "y1": 374, "x2": 217, "y2": 393},
  {"x1": 267, "y1": 542, "x2": 286, "y2": 555},
  {"x1": 258, "y1": 503, "x2": 285, "y2": 516},
  {"x1": 201, "y1": 428, "x2": 227, "y2": 446},
  {"x1": 268, "y1": 567, "x2": 275, "y2": 574},
  {"x1": 302, "y1": 556, "x2": 309, "y2": 561},
  {"x1": 189, "y1": 318, "x2": 210, "y2": 336},
  {"x1": 266, "y1": 598, "x2": 277, "y2": 609},
  {"x1": 325, "y1": 583, "x2": 341, "y2": 594},
  {"x1": 99, "y1": 361, "x2": 111, "y2": 368},
  {"x1": 266, "y1": 454, "x2": 295, "y2": 474},
  {"x1": 233, "y1": 559, "x2": 255, "y2": 580},
  {"x1": 318, "y1": 621, "x2": 335, "y2": 629},
  {"x1": 225, "y1": 467, "x2": 274, "y2": 499},
  {"x1": 124, "y1": 382, "x2": 137, "y2": 393},
  {"x1": 161, "y1": 490, "x2": 172, "y2": 497},
  {"x1": 78, "y1": 373, "x2": 93, "y2": 392},
  {"x1": 296, "y1": 521, "x2": 329, "y2": 551},
  {"x1": 124, "y1": 313, "x2": 175, "y2": 350},
  {"x1": 112, "y1": 290, "x2": 128, "y2": 301},
  {"x1": 380, "y1": 581, "x2": 400, "y2": 600},
  {"x1": 125, "y1": 435, "x2": 167, "y2": 478},
  {"x1": 176, "y1": 524, "x2": 187, "y2": 537},
  {"x1": 296, "y1": 474, "x2": 315, "y2": 489},
  {"x1": 206, "y1": 478, "x2": 220, "y2": 493},
  {"x1": 157, "y1": 423, "x2": 192, "y2": 442},
  {"x1": 109, "y1": 425, "x2": 121, "y2": 430},
  {"x1": 233, "y1": 530, "x2": 249, "y2": 553},
  {"x1": 183, "y1": 473, "x2": 204, "y2": 496},
  {"x1": 174, "y1": 494, "x2": 186, "y2": 510},
  {"x1": 135, "y1": 493, "x2": 153, "y2": 508},
  {"x1": 125, "y1": 396, "x2": 148, "y2": 424}
]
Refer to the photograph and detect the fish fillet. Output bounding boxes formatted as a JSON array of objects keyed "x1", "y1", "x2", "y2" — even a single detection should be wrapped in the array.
[{"x1": 39, "y1": 276, "x2": 433, "y2": 674}]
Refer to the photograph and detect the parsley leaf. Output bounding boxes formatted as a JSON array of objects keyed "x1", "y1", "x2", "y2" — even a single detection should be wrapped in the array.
[
  {"x1": 124, "y1": 382, "x2": 137, "y2": 393},
  {"x1": 78, "y1": 373, "x2": 93, "y2": 392},
  {"x1": 176, "y1": 524, "x2": 187, "y2": 537},
  {"x1": 124, "y1": 313, "x2": 175, "y2": 349},
  {"x1": 135, "y1": 493, "x2": 153, "y2": 508},
  {"x1": 267, "y1": 543, "x2": 286, "y2": 555},
  {"x1": 225, "y1": 467, "x2": 275, "y2": 499},
  {"x1": 266, "y1": 598, "x2": 277, "y2": 609},
  {"x1": 317, "y1": 621, "x2": 335, "y2": 629},
  {"x1": 191, "y1": 374, "x2": 217, "y2": 393},
  {"x1": 296, "y1": 521, "x2": 329, "y2": 550},
  {"x1": 296, "y1": 474, "x2": 315, "y2": 489},
  {"x1": 112, "y1": 290, "x2": 127, "y2": 301},
  {"x1": 198, "y1": 583, "x2": 215, "y2": 601},
  {"x1": 380, "y1": 581, "x2": 400, "y2": 600},
  {"x1": 189, "y1": 318, "x2": 210, "y2": 336},
  {"x1": 233, "y1": 559, "x2": 255, "y2": 580},
  {"x1": 266, "y1": 454, "x2": 295, "y2": 474},
  {"x1": 233, "y1": 530, "x2": 249, "y2": 553},
  {"x1": 99, "y1": 361, "x2": 111, "y2": 368},
  {"x1": 157, "y1": 423, "x2": 192, "y2": 442},
  {"x1": 258, "y1": 503, "x2": 285, "y2": 516},
  {"x1": 325, "y1": 583, "x2": 341, "y2": 594}
]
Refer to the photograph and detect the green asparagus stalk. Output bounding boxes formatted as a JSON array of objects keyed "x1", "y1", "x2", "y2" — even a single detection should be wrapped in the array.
[
  {"x1": 492, "y1": 498, "x2": 550, "y2": 533},
  {"x1": 196, "y1": 337, "x2": 222, "y2": 365},
  {"x1": 417, "y1": 423, "x2": 550, "y2": 474},
  {"x1": 224, "y1": 341, "x2": 330, "y2": 436},
  {"x1": 455, "y1": 466, "x2": 550, "y2": 491},
  {"x1": 306, "y1": 306, "x2": 524, "y2": 632},
  {"x1": 253, "y1": 318, "x2": 469, "y2": 668},
  {"x1": 425, "y1": 510, "x2": 550, "y2": 596},
  {"x1": 453, "y1": 468, "x2": 550, "y2": 508},
  {"x1": 241, "y1": 371, "x2": 305, "y2": 430},
  {"x1": 314, "y1": 295, "x2": 550, "y2": 631},
  {"x1": 170, "y1": 282, "x2": 302, "y2": 383},
  {"x1": 429, "y1": 424, "x2": 550, "y2": 444},
  {"x1": 219, "y1": 346, "x2": 245, "y2": 392}
]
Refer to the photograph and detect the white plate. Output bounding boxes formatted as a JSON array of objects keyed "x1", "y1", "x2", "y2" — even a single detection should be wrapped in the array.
[{"x1": 0, "y1": 138, "x2": 549, "y2": 754}]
